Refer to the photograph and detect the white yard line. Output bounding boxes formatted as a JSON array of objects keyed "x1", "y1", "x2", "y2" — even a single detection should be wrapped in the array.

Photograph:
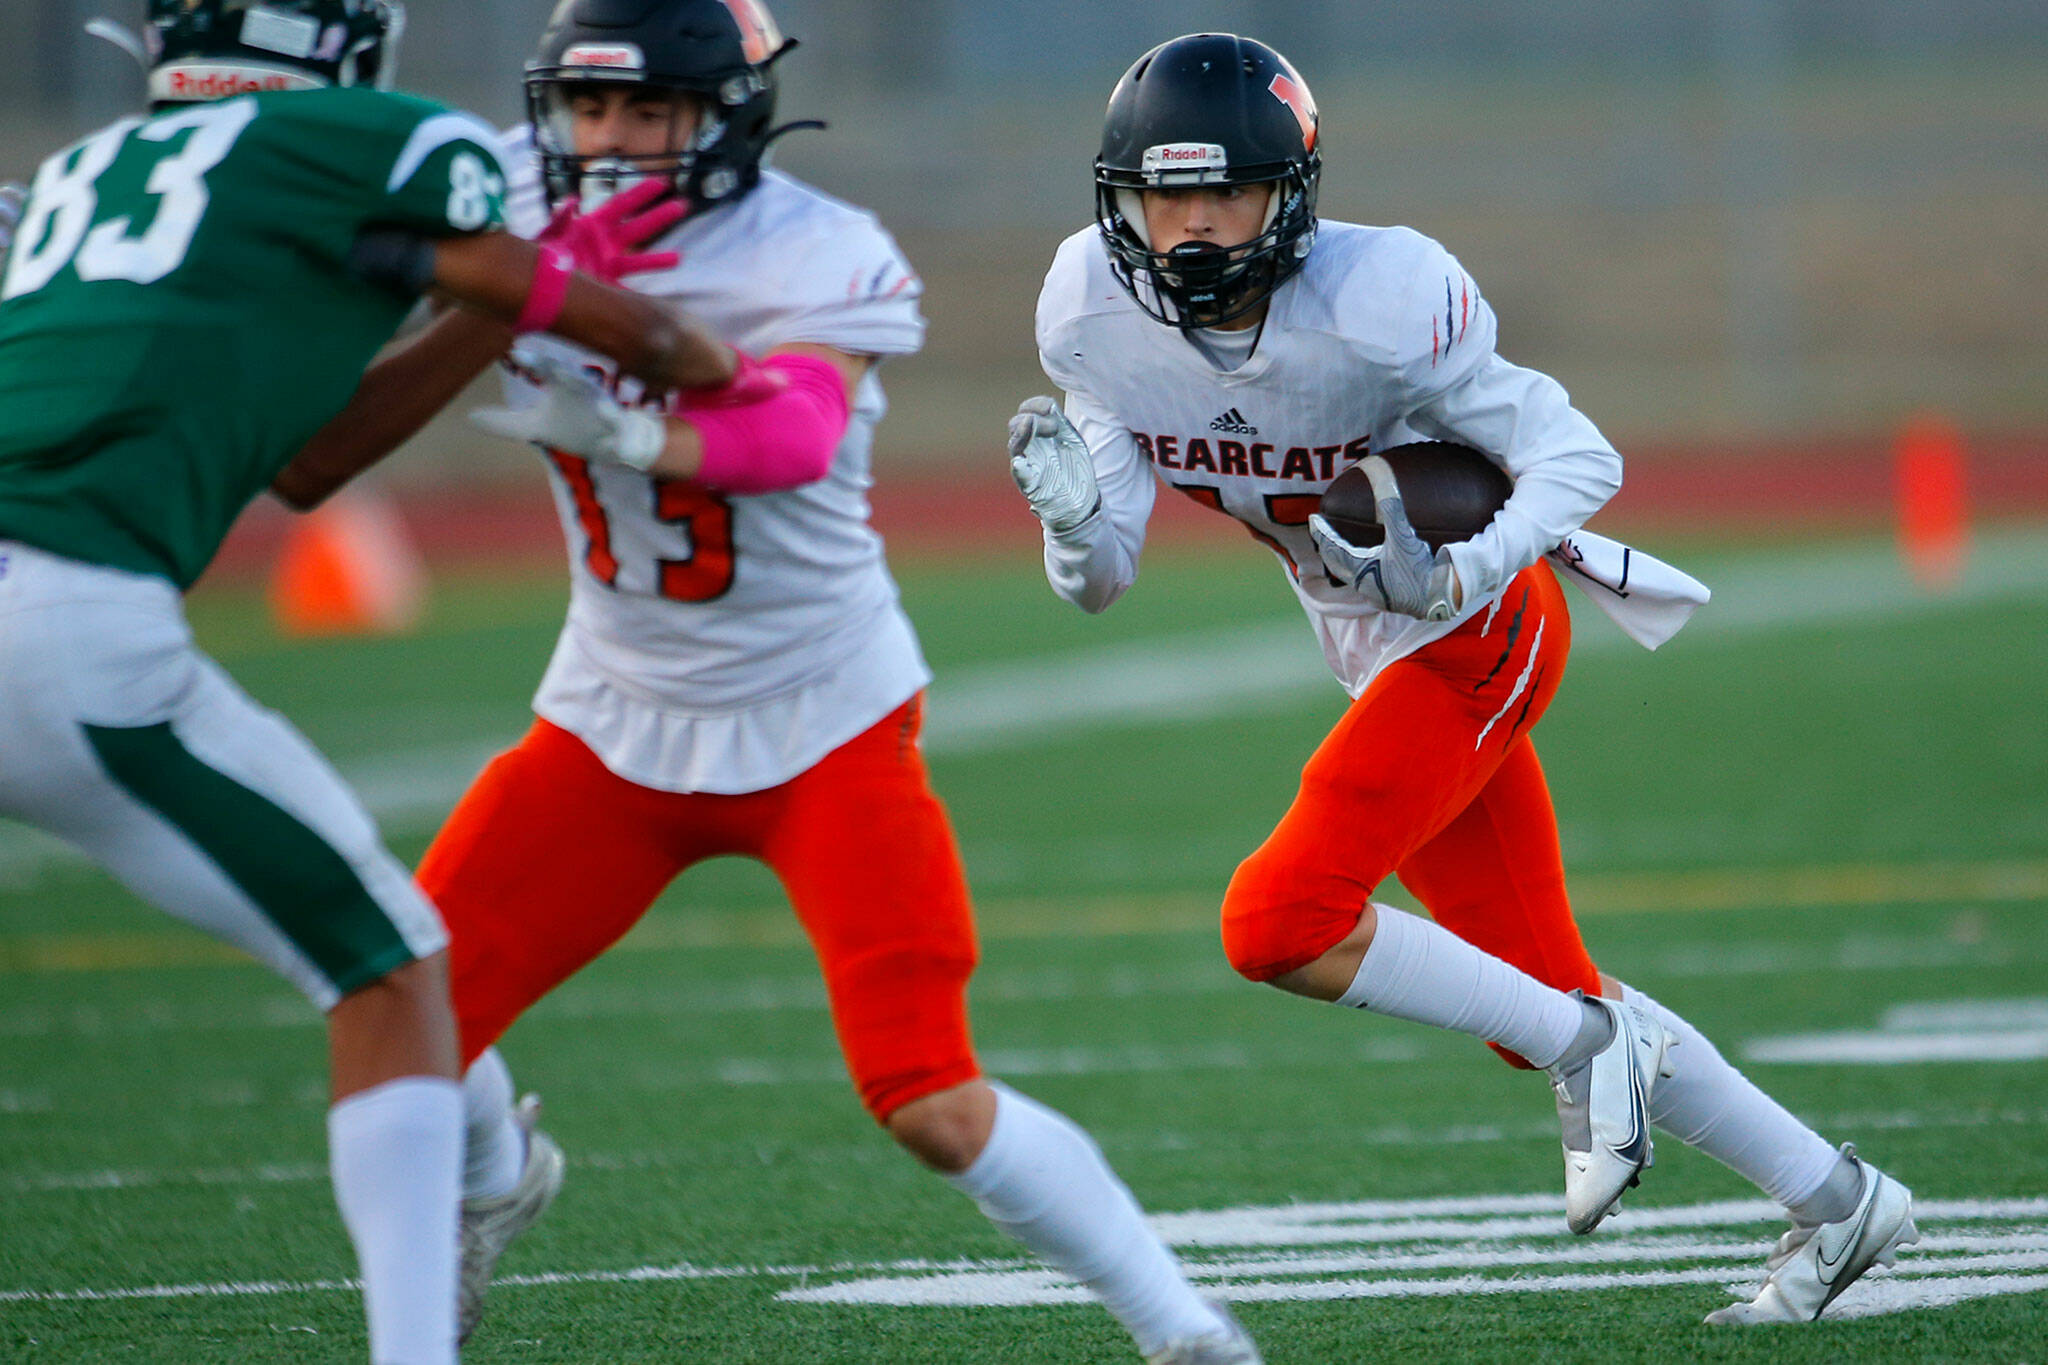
[{"x1": 11, "y1": 1194, "x2": 2043, "y2": 1320}]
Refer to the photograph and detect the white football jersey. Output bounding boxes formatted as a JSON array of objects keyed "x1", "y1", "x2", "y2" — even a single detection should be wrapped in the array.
[
  {"x1": 1035, "y1": 220, "x2": 1624, "y2": 696},
  {"x1": 500, "y1": 129, "x2": 930, "y2": 794}
]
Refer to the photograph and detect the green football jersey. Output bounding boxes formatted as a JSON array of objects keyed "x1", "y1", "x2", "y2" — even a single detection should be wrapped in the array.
[{"x1": 0, "y1": 87, "x2": 508, "y2": 588}]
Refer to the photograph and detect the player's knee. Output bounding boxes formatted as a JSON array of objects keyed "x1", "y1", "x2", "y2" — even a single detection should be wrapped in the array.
[
  {"x1": 338, "y1": 950, "x2": 448, "y2": 1012},
  {"x1": 883, "y1": 1079, "x2": 995, "y2": 1173},
  {"x1": 829, "y1": 940, "x2": 981, "y2": 1132},
  {"x1": 326, "y1": 951, "x2": 458, "y2": 1090},
  {"x1": 1220, "y1": 854, "x2": 1354, "y2": 983}
]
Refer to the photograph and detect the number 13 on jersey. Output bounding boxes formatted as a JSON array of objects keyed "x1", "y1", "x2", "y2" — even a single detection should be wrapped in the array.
[{"x1": 548, "y1": 451, "x2": 737, "y2": 602}]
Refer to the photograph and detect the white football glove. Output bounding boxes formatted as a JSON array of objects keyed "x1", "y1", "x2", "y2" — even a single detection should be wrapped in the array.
[
  {"x1": 0, "y1": 183, "x2": 26, "y2": 255},
  {"x1": 470, "y1": 356, "x2": 666, "y2": 472},
  {"x1": 1308, "y1": 455, "x2": 1461, "y2": 620},
  {"x1": 1008, "y1": 395, "x2": 1100, "y2": 534}
]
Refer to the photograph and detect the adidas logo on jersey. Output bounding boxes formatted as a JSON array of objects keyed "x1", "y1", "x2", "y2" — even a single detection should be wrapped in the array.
[{"x1": 1209, "y1": 407, "x2": 1258, "y2": 435}]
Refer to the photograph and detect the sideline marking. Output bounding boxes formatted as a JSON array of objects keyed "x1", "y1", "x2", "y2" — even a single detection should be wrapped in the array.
[{"x1": 7, "y1": 1195, "x2": 2044, "y2": 1322}]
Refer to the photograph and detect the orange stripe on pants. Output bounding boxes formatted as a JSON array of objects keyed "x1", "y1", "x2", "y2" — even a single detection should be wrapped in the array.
[
  {"x1": 1221, "y1": 564, "x2": 1601, "y2": 1047},
  {"x1": 419, "y1": 695, "x2": 982, "y2": 1120}
]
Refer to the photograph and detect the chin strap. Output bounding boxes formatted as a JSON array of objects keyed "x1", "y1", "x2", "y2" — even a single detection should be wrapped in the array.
[
  {"x1": 758, "y1": 118, "x2": 828, "y2": 155},
  {"x1": 753, "y1": 37, "x2": 825, "y2": 157}
]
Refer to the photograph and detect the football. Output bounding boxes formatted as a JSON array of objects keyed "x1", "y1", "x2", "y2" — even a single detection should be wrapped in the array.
[{"x1": 1316, "y1": 441, "x2": 1513, "y2": 550}]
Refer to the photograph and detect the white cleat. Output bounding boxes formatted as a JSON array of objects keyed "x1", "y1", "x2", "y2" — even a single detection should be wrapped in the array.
[
  {"x1": 458, "y1": 1093, "x2": 565, "y2": 1344},
  {"x1": 1551, "y1": 992, "x2": 1672, "y2": 1235},
  {"x1": 1145, "y1": 1303, "x2": 1262, "y2": 1365},
  {"x1": 1705, "y1": 1146, "x2": 1918, "y2": 1324}
]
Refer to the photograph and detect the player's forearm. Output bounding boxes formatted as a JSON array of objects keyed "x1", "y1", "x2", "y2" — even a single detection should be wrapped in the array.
[
  {"x1": 273, "y1": 307, "x2": 513, "y2": 510},
  {"x1": 551, "y1": 272, "x2": 738, "y2": 393},
  {"x1": 643, "y1": 351, "x2": 851, "y2": 487},
  {"x1": 1044, "y1": 521, "x2": 1138, "y2": 614},
  {"x1": 1415, "y1": 357, "x2": 1622, "y2": 603},
  {"x1": 430, "y1": 232, "x2": 737, "y2": 393},
  {"x1": 1041, "y1": 397, "x2": 1152, "y2": 611}
]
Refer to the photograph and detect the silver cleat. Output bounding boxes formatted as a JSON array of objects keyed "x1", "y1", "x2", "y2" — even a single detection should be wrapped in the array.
[
  {"x1": 457, "y1": 1093, "x2": 565, "y2": 1343},
  {"x1": 1706, "y1": 1145, "x2": 1918, "y2": 1324}
]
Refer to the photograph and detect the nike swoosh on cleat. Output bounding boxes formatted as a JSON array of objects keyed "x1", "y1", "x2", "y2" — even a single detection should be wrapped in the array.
[
  {"x1": 1604, "y1": 1050, "x2": 1650, "y2": 1167},
  {"x1": 1815, "y1": 1211, "x2": 1867, "y2": 1281}
]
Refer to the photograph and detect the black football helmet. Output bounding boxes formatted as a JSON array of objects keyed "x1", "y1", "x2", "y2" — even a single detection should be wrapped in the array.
[
  {"x1": 145, "y1": 0, "x2": 405, "y2": 104},
  {"x1": 527, "y1": 0, "x2": 805, "y2": 212},
  {"x1": 1095, "y1": 33, "x2": 1322, "y2": 330}
]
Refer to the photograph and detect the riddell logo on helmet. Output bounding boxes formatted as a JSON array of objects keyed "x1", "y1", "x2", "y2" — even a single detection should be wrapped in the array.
[
  {"x1": 563, "y1": 43, "x2": 646, "y2": 70},
  {"x1": 1141, "y1": 143, "x2": 1228, "y2": 173},
  {"x1": 154, "y1": 64, "x2": 319, "y2": 99}
]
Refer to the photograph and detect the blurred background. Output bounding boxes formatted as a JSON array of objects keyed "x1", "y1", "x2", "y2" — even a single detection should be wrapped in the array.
[
  {"x1": 5, "y1": 0, "x2": 2044, "y2": 506},
  {"x1": 6, "y1": 13, "x2": 2047, "y2": 1352}
]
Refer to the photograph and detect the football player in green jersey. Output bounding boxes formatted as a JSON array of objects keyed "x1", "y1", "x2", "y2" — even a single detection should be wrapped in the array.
[{"x1": 0, "y1": 3, "x2": 748, "y2": 1361}]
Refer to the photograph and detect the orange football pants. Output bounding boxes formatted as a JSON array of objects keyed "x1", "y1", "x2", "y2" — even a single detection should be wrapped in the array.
[
  {"x1": 418, "y1": 695, "x2": 983, "y2": 1120},
  {"x1": 1221, "y1": 563, "x2": 1601, "y2": 1061}
]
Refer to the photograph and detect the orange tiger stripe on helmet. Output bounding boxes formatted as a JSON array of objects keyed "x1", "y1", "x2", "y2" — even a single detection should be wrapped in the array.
[
  {"x1": 717, "y1": 0, "x2": 782, "y2": 64},
  {"x1": 1268, "y1": 72, "x2": 1317, "y2": 152}
]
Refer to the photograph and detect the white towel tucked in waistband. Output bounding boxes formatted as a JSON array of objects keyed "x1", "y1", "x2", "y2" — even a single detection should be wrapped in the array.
[{"x1": 1546, "y1": 529, "x2": 1710, "y2": 650}]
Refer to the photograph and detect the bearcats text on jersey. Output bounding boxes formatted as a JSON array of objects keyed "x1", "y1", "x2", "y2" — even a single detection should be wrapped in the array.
[{"x1": 1134, "y1": 430, "x2": 1371, "y2": 483}]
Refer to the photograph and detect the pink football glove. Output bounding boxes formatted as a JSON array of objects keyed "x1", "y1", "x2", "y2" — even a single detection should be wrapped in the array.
[
  {"x1": 675, "y1": 350, "x2": 790, "y2": 410},
  {"x1": 537, "y1": 178, "x2": 686, "y2": 284}
]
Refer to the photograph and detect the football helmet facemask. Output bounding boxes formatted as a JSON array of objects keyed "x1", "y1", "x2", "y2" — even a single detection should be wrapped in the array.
[
  {"x1": 527, "y1": 0, "x2": 809, "y2": 213},
  {"x1": 1095, "y1": 32, "x2": 1321, "y2": 330},
  {"x1": 145, "y1": 0, "x2": 405, "y2": 104}
]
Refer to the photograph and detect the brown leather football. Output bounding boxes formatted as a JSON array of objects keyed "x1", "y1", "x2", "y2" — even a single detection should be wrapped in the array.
[{"x1": 1317, "y1": 441, "x2": 1513, "y2": 550}]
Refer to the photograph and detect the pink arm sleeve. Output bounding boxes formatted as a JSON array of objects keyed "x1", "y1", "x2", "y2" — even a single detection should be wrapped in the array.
[{"x1": 679, "y1": 353, "x2": 852, "y2": 495}]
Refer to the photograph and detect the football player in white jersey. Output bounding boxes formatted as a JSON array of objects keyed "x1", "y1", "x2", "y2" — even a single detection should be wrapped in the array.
[
  {"x1": 275, "y1": 2, "x2": 1257, "y2": 1360},
  {"x1": 1009, "y1": 32, "x2": 1916, "y2": 1325}
]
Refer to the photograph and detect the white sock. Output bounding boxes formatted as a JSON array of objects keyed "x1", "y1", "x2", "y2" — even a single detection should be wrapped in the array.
[
  {"x1": 328, "y1": 1076, "x2": 462, "y2": 1365},
  {"x1": 1618, "y1": 982, "x2": 1843, "y2": 1208},
  {"x1": 944, "y1": 1083, "x2": 1227, "y2": 1356},
  {"x1": 1335, "y1": 904, "x2": 1585, "y2": 1069},
  {"x1": 461, "y1": 1047, "x2": 526, "y2": 1201}
]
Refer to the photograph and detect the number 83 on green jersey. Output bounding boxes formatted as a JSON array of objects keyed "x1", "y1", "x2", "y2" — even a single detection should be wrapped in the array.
[{"x1": 0, "y1": 86, "x2": 506, "y2": 588}]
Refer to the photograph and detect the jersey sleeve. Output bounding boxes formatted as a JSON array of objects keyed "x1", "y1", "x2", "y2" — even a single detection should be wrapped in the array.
[
  {"x1": 1384, "y1": 239, "x2": 1623, "y2": 608},
  {"x1": 760, "y1": 215, "x2": 925, "y2": 359},
  {"x1": 1039, "y1": 385, "x2": 1155, "y2": 614},
  {"x1": 1034, "y1": 243, "x2": 1155, "y2": 614},
  {"x1": 496, "y1": 123, "x2": 551, "y2": 240},
  {"x1": 1392, "y1": 236, "x2": 1499, "y2": 408},
  {"x1": 373, "y1": 104, "x2": 510, "y2": 237}
]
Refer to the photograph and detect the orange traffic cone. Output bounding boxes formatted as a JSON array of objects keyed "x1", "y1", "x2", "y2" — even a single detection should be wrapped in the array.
[
  {"x1": 1894, "y1": 413, "x2": 1968, "y2": 593},
  {"x1": 270, "y1": 488, "x2": 427, "y2": 636}
]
